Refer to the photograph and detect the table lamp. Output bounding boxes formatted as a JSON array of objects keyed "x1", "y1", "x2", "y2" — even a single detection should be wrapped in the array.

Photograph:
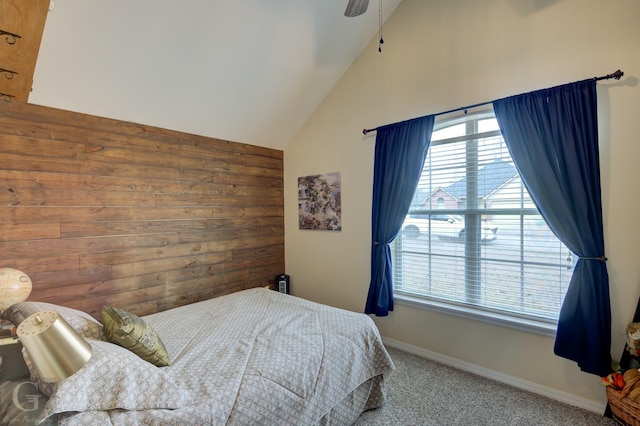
[
  {"x1": 0, "y1": 267, "x2": 92, "y2": 382},
  {"x1": 17, "y1": 310, "x2": 92, "y2": 382}
]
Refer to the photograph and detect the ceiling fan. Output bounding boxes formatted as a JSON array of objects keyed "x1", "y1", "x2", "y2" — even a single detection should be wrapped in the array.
[{"x1": 344, "y1": 0, "x2": 369, "y2": 17}]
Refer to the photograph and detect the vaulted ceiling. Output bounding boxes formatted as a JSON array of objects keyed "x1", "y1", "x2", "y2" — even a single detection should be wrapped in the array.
[{"x1": 28, "y1": 0, "x2": 403, "y2": 150}]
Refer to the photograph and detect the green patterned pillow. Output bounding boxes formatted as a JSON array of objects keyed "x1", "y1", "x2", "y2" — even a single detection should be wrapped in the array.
[{"x1": 101, "y1": 306, "x2": 170, "y2": 367}]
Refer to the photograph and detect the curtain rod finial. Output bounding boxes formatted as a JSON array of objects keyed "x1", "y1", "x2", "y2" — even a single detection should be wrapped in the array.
[{"x1": 596, "y1": 69, "x2": 624, "y2": 81}]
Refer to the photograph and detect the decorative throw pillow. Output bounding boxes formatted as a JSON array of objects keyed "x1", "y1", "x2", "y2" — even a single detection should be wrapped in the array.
[
  {"x1": 1, "y1": 301, "x2": 106, "y2": 341},
  {"x1": 101, "y1": 306, "x2": 170, "y2": 367},
  {"x1": 23, "y1": 340, "x2": 193, "y2": 423}
]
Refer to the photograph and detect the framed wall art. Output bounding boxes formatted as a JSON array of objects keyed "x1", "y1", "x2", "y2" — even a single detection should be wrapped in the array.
[{"x1": 298, "y1": 172, "x2": 341, "y2": 231}]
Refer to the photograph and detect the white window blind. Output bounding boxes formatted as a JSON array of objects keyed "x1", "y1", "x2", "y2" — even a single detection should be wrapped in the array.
[{"x1": 392, "y1": 112, "x2": 573, "y2": 324}]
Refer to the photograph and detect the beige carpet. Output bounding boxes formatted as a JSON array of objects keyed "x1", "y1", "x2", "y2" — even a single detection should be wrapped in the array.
[{"x1": 354, "y1": 347, "x2": 618, "y2": 426}]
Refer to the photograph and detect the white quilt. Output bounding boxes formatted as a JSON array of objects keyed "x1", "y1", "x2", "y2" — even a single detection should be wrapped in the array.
[{"x1": 56, "y1": 288, "x2": 395, "y2": 425}]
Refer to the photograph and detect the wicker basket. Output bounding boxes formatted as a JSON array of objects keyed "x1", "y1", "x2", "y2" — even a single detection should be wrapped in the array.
[{"x1": 607, "y1": 386, "x2": 640, "y2": 426}]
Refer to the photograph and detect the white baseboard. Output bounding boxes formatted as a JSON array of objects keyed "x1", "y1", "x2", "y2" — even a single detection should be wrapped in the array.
[{"x1": 382, "y1": 337, "x2": 607, "y2": 414}]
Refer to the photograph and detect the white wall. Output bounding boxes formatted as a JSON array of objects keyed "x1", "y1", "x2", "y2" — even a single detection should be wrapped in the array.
[{"x1": 284, "y1": 0, "x2": 640, "y2": 408}]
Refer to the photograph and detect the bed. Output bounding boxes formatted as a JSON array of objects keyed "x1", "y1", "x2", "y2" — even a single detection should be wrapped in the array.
[{"x1": 0, "y1": 288, "x2": 395, "y2": 425}]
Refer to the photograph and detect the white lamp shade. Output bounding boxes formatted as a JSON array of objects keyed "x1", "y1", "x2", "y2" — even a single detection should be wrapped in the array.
[
  {"x1": 17, "y1": 310, "x2": 92, "y2": 382},
  {"x1": 0, "y1": 268, "x2": 32, "y2": 311}
]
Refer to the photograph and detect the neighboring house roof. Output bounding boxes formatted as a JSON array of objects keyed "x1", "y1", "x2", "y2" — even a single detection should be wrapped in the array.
[
  {"x1": 442, "y1": 159, "x2": 518, "y2": 200},
  {"x1": 410, "y1": 159, "x2": 518, "y2": 208}
]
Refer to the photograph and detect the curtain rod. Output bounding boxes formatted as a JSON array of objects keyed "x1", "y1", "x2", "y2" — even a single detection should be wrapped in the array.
[{"x1": 362, "y1": 69, "x2": 624, "y2": 135}]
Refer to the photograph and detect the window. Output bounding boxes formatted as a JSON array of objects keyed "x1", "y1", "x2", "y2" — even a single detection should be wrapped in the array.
[{"x1": 392, "y1": 110, "x2": 573, "y2": 330}]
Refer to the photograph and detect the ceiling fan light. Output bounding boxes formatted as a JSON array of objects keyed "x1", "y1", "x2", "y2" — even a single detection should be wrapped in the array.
[{"x1": 344, "y1": 0, "x2": 369, "y2": 17}]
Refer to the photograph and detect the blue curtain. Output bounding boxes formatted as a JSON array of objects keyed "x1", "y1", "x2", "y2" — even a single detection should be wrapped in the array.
[
  {"x1": 365, "y1": 116, "x2": 434, "y2": 316},
  {"x1": 493, "y1": 79, "x2": 611, "y2": 376}
]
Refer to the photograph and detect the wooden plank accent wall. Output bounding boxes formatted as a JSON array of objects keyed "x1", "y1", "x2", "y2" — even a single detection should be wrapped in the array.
[{"x1": 0, "y1": 101, "x2": 284, "y2": 319}]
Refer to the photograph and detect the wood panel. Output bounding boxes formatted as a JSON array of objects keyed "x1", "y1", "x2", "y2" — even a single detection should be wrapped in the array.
[{"x1": 0, "y1": 101, "x2": 284, "y2": 319}]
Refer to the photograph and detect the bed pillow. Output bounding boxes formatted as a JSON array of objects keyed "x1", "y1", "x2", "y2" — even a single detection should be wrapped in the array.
[
  {"x1": 1, "y1": 301, "x2": 105, "y2": 341},
  {"x1": 102, "y1": 306, "x2": 170, "y2": 367},
  {"x1": 24, "y1": 340, "x2": 193, "y2": 423}
]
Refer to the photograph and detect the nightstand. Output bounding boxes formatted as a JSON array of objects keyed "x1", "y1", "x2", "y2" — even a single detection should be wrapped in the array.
[{"x1": 0, "y1": 335, "x2": 30, "y2": 382}]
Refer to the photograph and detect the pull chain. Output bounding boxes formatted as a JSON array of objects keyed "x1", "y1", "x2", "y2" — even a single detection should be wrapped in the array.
[{"x1": 378, "y1": 0, "x2": 384, "y2": 53}]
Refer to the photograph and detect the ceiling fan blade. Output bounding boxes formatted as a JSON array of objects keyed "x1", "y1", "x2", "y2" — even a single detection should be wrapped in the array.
[{"x1": 344, "y1": 0, "x2": 369, "y2": 17}]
